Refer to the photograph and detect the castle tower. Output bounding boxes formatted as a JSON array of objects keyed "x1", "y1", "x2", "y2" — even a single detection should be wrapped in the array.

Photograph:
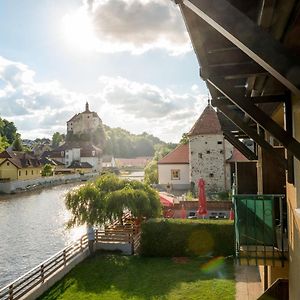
[
  {"x1": 85, "y1": 101, "x2": 90, "y2": 112},
  {"x1": 188, "y1": 104, "x2": 232, "y2": 192}
]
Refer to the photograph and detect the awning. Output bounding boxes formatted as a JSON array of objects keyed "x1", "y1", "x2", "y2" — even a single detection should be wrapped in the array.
[{"x1": 159, "y1": 193, "x2": 174, "y2": 207}]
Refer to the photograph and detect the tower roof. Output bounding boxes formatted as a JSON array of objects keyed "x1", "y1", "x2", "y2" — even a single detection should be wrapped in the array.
[{"x1": 188, "y1": 105, "x2": 222, "y2": 136}]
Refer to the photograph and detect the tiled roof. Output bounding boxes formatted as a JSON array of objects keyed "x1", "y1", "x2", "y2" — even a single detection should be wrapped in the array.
[
  {"x1": 47, "y1": 142, "x2": 102, "y2": 158},
  {"x1": 227, "y1": 148, "x2": 249, "y2": 162},
  {"x1": 188, "y1": 105, "x2": 222, "y2": 136},
  {"x1": 0, "y1": 151, "x2": 41, "y2": 169},
  {"x1": 158, "y1": 144, "x2": 189, "y2": 164},
  {"x1": 68, "y1": 161, "x2": 93, "y2": 169}
]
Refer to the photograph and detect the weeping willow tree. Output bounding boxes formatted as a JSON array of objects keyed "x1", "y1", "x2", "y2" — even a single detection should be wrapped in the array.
[{"x1": 65, "y1": 174, "x2": 161, "y2": 228}]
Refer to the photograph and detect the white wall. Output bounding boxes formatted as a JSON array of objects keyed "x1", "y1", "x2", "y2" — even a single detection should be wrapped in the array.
[
  {"x1": 81, "y1": 157, "x2": 101, "y2": 172},
  {"x1": 158, "y1": 164, "x2": 189, "y2": 185}
]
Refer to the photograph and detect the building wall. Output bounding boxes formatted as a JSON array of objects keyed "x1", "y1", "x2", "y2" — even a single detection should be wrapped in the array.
[
  {"x1": 67, "y1": 113, "x2": 101, "y2": 135},
  {"x1": 287, "y1": 98, "x2": 300, "y2": 300},
  {"x1": 0, "y1": 163, "x2": 41, "y2": 181},
  {"x1": 18, "y1": 168, "x2": 41, "y2": 180},
  {"x1": 81, "y1": 157, "x2": 101, "y2": 172},
  {"x1": 0, "y1": 162, "x2": 18, "y2": 180},
  {"x1": 158, "y1": 164, "x2": 189, "y2": 186},
  {"x1": 189, "y1": 134, "x2": 233, "y2": 192}
]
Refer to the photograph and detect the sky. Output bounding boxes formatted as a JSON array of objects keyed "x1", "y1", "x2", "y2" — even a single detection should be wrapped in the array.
[{"x1": 0, "y1": 0, "x2": 208, "y2": 143}]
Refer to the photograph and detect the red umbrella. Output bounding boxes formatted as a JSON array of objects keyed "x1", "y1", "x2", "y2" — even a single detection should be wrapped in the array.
[{"x1": 197, "y1": 178, "x2": 207, "y2": 216}]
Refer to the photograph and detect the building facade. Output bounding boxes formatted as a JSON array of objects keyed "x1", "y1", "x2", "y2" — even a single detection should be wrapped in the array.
[
  {"x1": 188, "y1": 105, "x2": 233, "y2": 193},
  {"x1": 67, "y1": 102, "x2": 102, "y2": 135}
]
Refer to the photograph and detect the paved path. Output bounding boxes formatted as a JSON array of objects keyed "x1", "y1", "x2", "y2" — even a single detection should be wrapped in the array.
[{"x1": 235, "y1": 265, "x2": 263, "y2": 300}]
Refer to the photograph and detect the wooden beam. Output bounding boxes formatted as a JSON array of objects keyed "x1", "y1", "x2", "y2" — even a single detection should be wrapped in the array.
[
  {"x1": 201, "y1": 62, "x2": 266, "y2": 79},
  {"x1": 215, "y1": 103, "x2": 288, "y2": 169},
  {"x1": 212, "y1": 94, "x2": 285, "y2": 106},
  {"x1": 285, "y1": 93, "x2": 294, "y2": 184},
  {"x1": 208, "y1": 77, "x2": 300, "y2": 161},
  {"x1": 223, "y1": 130, "x2": 258, "y2": 160},
  {"x1": 180, "y1": 0, "x2": 300, "y2": 96}
]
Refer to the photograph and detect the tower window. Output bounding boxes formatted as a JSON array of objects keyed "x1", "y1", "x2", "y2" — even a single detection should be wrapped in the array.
[
  {"x1": 206, "y1": 150, "x2": 210, "y2": 154},
  {"x1": 209, "y1": 173, "x2": 214, "y2": 178},
  {"x1": 220, "y1": 150, "x2": 223, "y2": 154},
  {"x1": 217, "y1": 141, "x2": 222, "y2": 144}
]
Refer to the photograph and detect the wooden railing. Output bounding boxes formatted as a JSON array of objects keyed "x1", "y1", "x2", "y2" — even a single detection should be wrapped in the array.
[
  {"x1": 0, "y1": 235, "x2": 88, "y2": 300},
  {"x1": 0, "y1": 216, "x2": 142, "y2": 300}
]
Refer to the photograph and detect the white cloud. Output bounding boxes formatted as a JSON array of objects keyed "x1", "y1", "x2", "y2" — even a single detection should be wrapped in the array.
[
  {"x1": 0, "y1": 56, "x2": 207, "y2": 142},
  {"x1": 62, "y1": 0, "x2": 191, "y2": 55}
]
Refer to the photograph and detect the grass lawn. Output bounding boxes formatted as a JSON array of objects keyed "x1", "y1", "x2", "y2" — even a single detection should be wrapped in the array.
[{"x1": 39, "y1": 253, "x2": 235, "y2": 300}]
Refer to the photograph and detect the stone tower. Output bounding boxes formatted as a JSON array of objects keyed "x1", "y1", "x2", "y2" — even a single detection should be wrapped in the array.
[{"x1": 188, "y1": 104, "x2": 233, "y2": 193}]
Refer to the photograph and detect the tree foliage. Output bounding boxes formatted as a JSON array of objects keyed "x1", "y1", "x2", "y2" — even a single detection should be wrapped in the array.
[
  {"x1": 65, "y1": 174, "x2": 161, "y2": 227},
  {"x1": 41, "y1": 164, "x2": 53, "y2": 176},
  {"x1": 52, "y1": 132, "x2": 65, "y2": 148},
  {"x1": 12, "y1": 134, "x2": 23, "y2": 151},
  {"x1": 180, "y1": 133, "x2": 189, "y2": 145},
  {"x1": 103, "y1": 125, "x2": 176, "y2": 158}
]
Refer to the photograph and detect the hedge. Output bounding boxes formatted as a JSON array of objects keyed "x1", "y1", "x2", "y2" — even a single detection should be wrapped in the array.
[{"x1": 140, "y1": 218, "x2": 234, "y2": 257}]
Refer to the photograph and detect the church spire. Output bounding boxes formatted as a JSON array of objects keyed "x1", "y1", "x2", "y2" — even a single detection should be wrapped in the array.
[{"x1": 85, "y1": 101, "x2": 90, "y2": 112}]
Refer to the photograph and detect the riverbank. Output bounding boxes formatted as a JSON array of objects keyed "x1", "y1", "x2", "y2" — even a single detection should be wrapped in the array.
[{"x1": 0, "y1": 172, "x2": 98, "y2": 194}]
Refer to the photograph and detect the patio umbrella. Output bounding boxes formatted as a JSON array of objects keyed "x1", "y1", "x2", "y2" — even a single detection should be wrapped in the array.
[{"x1": 197, "y1": 178, "x2": 207, "y2": 217}]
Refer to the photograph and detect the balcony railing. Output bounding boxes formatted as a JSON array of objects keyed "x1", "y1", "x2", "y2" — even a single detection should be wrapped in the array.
[{"x1": 234, "y1": 194, "x2": 288, "y2": 266}]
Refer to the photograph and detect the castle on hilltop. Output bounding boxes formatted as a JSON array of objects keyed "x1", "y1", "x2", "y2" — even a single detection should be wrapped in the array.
[
  {"x1": 44, "y1": 102, "x2": 104, "y2": 173},
  {"x1": 67, "y1": 102, "x2": 102, "y2": 135}
]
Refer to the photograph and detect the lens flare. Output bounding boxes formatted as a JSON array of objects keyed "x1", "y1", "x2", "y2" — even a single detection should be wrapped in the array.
[{"x1": 200, "y1": 256, "x2": 225, "y2": 273}]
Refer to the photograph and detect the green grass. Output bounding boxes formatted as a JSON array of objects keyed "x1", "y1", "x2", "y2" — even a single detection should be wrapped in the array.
[{"x1": 39, "y1": 253, "x2": 235, "y2": 300}]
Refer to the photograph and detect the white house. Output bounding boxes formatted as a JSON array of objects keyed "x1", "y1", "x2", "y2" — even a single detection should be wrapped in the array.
[{"x1": 157, "y1": 144, "x2": 190, "y2": 190}]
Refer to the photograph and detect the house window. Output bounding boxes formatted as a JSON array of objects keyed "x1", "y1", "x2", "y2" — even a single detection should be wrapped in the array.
[
  {"x1": 206, "y1": 150, "x2": 210, "y2": 154},
  {"x1": 19, "y1": 171, "x2": 21, "y2": 176},
  {"x1": 61, "y1": 151, "x2": 64, "y2": 157},
  {"x1": 209, "y1": 173, "x2": 214, "y2": 178},
  {"x1": 26, "y1": 170, "x2": 28, "y2": 176},
  {"x1": 217, "y1": 141, "x2": 222, "y2": 144},
  {"x1": 31, "y1": 170, "x2": 34, "y2": 175},
  {"x1": 7, "y1": 162, "x2": 9, "y2": 166},
  {"x1": 92, "y1": 151, "x2": 95, "y2": 156},
  {"x1": 171, "y1": 169, "x2": 180, "y2": 180},
  {"x1": 198, "y1": 153, "x2": 202, "y2": 159}
]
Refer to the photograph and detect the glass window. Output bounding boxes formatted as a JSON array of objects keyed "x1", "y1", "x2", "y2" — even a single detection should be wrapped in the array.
[
  {"x1": 18, "y1": 170, "x2": 21, "y2": 176},
  {"x1": 171, "y1": 169, "x2": 180, "y2": 180},
  {"x1": 7, "y1": 162, "x2": 9, "y2": 166},
  {"x1": 26, "y1": 170, "x2": 28, "y2": 175}
]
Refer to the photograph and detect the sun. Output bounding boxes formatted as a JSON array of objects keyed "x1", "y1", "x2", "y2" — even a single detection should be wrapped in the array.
[{"x1": 62, "y1": 9, "x2": 99, "y2": 53}]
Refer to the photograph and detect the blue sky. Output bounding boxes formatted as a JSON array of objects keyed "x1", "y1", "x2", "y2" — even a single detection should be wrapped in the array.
[{"x1": 0, "y1": 0, "x2": 207, "y2": 142}]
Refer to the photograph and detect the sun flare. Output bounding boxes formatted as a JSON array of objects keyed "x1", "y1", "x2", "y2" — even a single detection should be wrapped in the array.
[{"x1": 62, "y1": 9, "x2": 98, "y2": 53}]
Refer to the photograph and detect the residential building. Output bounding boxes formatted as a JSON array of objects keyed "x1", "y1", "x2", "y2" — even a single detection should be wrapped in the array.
[
  {"x1": 102, "y1": 155, "x2": 117, "y2": 168},
  {"x1": 0, "y1": 151, "x2": 41, "y2": 181},
  {"x1": 158, "y1": 144, "x2": 190, "y2": 190}
]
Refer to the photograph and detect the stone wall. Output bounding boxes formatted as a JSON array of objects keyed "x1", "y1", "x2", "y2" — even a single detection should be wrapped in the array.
[{"x1": 189, "y1": 134, "x2": 233, "y2": 192}]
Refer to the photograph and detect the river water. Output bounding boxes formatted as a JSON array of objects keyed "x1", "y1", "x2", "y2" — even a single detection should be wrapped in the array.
[{"x1": 0, "y1": 183, "x2": 86, "y2": 288}]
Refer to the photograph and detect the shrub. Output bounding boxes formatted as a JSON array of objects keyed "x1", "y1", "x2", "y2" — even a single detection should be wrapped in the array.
[{"x1": 140, "y1": 218, "x2": 234, "y2": 257}]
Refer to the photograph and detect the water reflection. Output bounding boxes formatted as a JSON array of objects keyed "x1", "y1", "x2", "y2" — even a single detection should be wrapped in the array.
[{"x1": 0, "y1": 183, "x2": 86, "y2": 288}]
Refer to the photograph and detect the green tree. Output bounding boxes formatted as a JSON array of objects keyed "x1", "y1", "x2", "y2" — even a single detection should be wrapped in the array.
[
  {"x1": 180, "y1": 133, "x2": 189, "y2": 145},
  {"x1": 0, "y1": 136, "x2": 9, "y2": 152},
  {"x1": 52, "y1": 132, "x2": 64, "y2": 148},
  {"x1": 12, "y1": 134, "x2": 23, "y2": 151},
  {"x1": 65, "y1": 174, "x2": 161, "y2": 228},
  {"x1": 144, "y1": 160, "x2": 158, "y2": 184},
  {"x1": 41, "y1": 164, "x2": 53, "y2": 176}
]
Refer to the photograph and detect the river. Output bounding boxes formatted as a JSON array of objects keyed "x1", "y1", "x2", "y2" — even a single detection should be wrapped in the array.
[{"x1": 0, "y1": 183, "x2": 86, "y2": 288}]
